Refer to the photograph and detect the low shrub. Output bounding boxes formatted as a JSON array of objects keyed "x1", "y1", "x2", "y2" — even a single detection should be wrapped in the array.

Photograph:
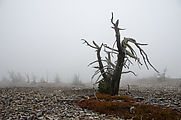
[{"x1": 98, "y1": 80, "x2": 111, "y2": 94}]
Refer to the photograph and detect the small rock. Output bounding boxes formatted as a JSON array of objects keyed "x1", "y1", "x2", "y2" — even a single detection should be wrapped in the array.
[{"x1": 130, "y1": 106, "x2": 135, "y2": 114}]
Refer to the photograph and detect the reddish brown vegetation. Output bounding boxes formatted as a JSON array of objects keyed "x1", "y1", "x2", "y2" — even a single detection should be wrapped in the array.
[
  {"x1": 94, "y1": 93, "x2": 135, "y2": 102},
  {"x1": 77, "y1": 94, "x2": 181, "y2": 120}
]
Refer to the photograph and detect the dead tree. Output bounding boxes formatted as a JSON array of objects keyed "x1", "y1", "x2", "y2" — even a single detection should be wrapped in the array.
[
  {"x1": 25, "y1": 73, "x2": 30, "y2": 83},
  {"x1": 82, "y1": 13, "x2": 158, "y2": 96}
]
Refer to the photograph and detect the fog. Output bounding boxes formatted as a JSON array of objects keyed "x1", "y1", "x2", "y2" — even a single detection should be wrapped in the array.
[{"x1": 0, "y1": 0, "x2": 181, "y2": 83}]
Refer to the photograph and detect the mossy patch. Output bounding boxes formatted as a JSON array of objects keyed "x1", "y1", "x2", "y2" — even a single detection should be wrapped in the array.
[{"x1": 77, "y1": 93, "x2": 181, "y2": 120}]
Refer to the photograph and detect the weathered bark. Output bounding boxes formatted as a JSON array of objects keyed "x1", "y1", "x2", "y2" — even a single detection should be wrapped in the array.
[
  {"x1": 110, "y1": 13, "x2": 125, "y2": 95},
  {"x1": 96, "y1": 45, "x2": 108, "y2": 81},
  {"x1": 95, "y1": 44, "x2": 111, "y2": 93},
  {"x1": 111, "y1": 54, "x2": 125, "y2": 95}
]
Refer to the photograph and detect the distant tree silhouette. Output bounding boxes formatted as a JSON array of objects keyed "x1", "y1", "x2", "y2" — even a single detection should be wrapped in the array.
[
  {"x1": 54, "y1": 73, "x2": 61, "y2": 84},
  {"x1": 72, "y1": 74, "x2": 83, "y2": 86},
  {"x1": 25, "y1": 72, "x2": 30, "y2": 83},
  {"x1": 157, "y1": 67, "x2": 167, "y2": 81},
  {"x1": 8, "y1": 71, "x2": 26, "y2": 86}
]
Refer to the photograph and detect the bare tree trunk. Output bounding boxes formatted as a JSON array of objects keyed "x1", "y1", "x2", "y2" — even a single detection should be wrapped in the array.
[{"x1": 111, "y1": 53, "x2": 125, "y2": 95}]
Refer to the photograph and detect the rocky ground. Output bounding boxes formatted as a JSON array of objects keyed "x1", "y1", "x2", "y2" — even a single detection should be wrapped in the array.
[
  {"x1": 120, "y1": 86, "x2": 181, "y2": 113},
  {"x1": 0, "y1": 87, "x2": 121, "y2": 120},
  {"x1": 120, "y1": 78, "x2": 181, "y2": 113},
  {"x1": 0, "y1": 83, "x2": 181, "y2": 120}
]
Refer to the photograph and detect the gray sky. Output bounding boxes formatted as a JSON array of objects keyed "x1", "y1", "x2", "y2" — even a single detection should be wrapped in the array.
[{"x1": 0, "y1": 0, "x2": 181, "y2": 82}]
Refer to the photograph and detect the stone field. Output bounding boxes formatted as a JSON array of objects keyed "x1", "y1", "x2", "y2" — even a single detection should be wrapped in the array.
[{"x1": 0, "y1": 80, "x2": 181, "y2": 120}]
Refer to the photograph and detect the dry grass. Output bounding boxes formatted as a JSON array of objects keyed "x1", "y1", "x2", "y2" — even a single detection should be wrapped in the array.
[{"x1": 77, "y1": 93, "x2": 181, "y2": 120}]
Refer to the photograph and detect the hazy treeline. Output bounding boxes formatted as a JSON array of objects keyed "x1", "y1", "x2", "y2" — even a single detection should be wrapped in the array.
[
  {"x1": 1, "y1": 70, "x2": 181, "y2": 88},
  {"x1": 0, "y1": 71, "x2": 85, "y2": 88}
]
